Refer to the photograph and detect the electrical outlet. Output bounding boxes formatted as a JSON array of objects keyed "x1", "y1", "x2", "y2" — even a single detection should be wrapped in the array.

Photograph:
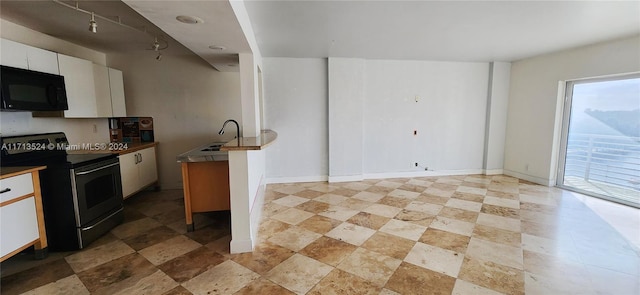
[
  {"x1": 415, "y1": 162, "x2": 418, "y2": 167},
  {"x1": 413, "y1": 130, "x2": 417, "y2": 136}
]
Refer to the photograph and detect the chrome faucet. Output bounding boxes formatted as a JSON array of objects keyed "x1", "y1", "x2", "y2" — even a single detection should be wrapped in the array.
[{"x1": 218, "y1": 119, "x2": 240, "y2": 139}]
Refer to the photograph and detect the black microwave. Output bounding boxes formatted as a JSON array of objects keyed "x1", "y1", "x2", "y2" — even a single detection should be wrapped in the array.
[{"x1": 1, "y1": 65, "x2": 68, "y2": 111}]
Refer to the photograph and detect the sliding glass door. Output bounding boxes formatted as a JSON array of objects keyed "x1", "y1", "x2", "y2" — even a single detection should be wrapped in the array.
[{"x1": 558, "y1": 74, "x2": 640, "y2": 208}]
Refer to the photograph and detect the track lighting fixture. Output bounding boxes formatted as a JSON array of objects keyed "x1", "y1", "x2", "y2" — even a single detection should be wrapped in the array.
[
  {"x1": 53, "y1": 0, "x2": 170, "y2": 60},
  {"x1": 88, "y1": 12, "x2": 97, "y2": 33}
]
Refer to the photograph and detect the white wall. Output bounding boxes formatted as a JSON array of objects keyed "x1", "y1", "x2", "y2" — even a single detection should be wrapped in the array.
[
  {"x1": 363, "y1": 59, "x2": 490, "y2": 175},
  {"x1": 504, "y1": 35, "x2": 640, "y2": 185},
  {"x1": 107, "y1": 52, "x2": 242, "y2": 190},
  {"x1": 483, "y1": 62, "x2": 511, "y2": 173},
  {"x1": 265, "y1": 57, "x2": 494, "y2": 182},
  {"x1": 0, "y1": 19, "x2": 109, "y2": 144},
  {"x1": 328, "y1": 58, "x2": 365, "y2": 181},
  {"x1": 263, "y1": 58, "x2": 328, "y2": 182}
]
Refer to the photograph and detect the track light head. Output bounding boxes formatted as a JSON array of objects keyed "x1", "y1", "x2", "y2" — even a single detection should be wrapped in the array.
[{"x1": 89, "y1": 12, "x2": 97, "y2": 33}]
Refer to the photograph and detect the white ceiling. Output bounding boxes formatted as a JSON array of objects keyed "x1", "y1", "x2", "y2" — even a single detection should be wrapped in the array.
[
  {"x1": 243, "y1": 0, "x2": 640, "y2": 62},
  {"x1": 2, "y1": 1, "x2": 638, "y2": 68}
]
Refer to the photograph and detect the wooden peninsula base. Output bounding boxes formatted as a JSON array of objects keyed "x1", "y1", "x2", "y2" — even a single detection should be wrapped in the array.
[{"x1": 180, "y1": 161, "x2": 230, "y2": 232}]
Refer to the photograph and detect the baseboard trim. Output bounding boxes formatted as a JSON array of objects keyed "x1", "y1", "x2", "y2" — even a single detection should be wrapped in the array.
[
  {"x1": 503, "y1": 169, "x2": 554, "y2": 186},
  {"x1": 266, "y1": 175, "x2": 328, "y2": 184},
  {"x1": 364, "y1": 169, "x2": 485, "y2": 180},
  {"x1": 328, "y1": 175, "x2": 365, "y2": 183},
  {"x1": 484, "y1": 169, "x2": 504, "y2": 175},
  {"x1": 230, "y1": 238, "x2": 253, "y2": 254}
]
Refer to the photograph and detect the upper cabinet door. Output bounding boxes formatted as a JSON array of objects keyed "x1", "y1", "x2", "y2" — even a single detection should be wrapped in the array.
[
  {"x1": 58, "y1": 54, "x2": 98, "y2": 118},
  {"x1": 93, "y1": 64, "x2": 114, "y2": 117},
  {"x1": 108, "y1": 68, "x2": 127, "y2": 117},
  {"x1": 0, "y1": 39, "x2": 58, "y2": 74},
  {"x1": 1, "y1": 39, "x2": 29, "y2": 69},
  {"x1": 26, "y1": 46, "x2": 59, "y2": 75}
]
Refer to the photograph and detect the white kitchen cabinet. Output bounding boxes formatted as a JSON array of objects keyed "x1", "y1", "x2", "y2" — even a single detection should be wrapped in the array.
[
  {"x1": 0, "y1": 167, "x2": 48, "y2": 262},
  {"x1": 93, "y1": 64, "x2": 113, "y2": 117},
  {"x1": 109, "y1": 68, "x2": 127, "y2": 117},
  {"x1": 58, "y1": 54, "x2": 98, "y2": 118},
  {"x1": 1, "y1": 38, "x2": 59, "y2": 74},
  {"x1": 119, "y1": 146, "x2": 158, "y2": 199},
  {"x1": 92, "y1": 64, "x2": 128, "y2": 117}
]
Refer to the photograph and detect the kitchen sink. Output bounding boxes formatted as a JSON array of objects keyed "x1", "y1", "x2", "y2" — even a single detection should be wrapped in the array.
[{"x1": 177, "y1": 142, "x2": 228, "y2": 162}]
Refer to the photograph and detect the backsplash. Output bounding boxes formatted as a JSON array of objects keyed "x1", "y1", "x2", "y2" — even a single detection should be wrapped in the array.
[{"x1": 109, "y1": 117, "x2": 154, "y2": 143}]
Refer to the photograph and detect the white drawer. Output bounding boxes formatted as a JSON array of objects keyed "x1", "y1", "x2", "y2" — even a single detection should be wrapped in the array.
[
  {"x1": 0, "y1": 196, "x2": 39, "y2": 258},
  {"x1": 0, "y1": 173, "x2": 34, "y2": 203}
]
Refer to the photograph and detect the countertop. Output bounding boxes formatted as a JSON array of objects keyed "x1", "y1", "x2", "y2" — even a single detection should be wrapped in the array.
[
  {"x1": 220, "y1": 130, "x2": 277, "y2": 151},
  {"x1": 1, "y1": 166, "x2": 47, "y2": 179},
  {"x1": 176, "y1": 142, "x2": 229, "y2": 163},
  {"x1": 67, "y1": 142, "x2": 158, "y2": 155}
]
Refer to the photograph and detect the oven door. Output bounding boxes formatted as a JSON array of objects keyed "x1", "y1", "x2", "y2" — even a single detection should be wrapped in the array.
[{"x1": 71, "y1": 158, "x2": 123, "y2": 226}]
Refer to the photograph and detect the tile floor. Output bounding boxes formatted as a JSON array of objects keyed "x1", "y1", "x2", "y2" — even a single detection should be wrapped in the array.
[{"x1": 1, "y1": 175, "x2": 639, "y2": 294}]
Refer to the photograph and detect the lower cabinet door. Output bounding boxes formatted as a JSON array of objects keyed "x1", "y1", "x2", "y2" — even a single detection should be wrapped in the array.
[
  {"x1": 0, "y1": 197, "x2": 39, "y2": 258},
  {"x1": 119, "y1": 152, "x2": 138, "y2": 198}
]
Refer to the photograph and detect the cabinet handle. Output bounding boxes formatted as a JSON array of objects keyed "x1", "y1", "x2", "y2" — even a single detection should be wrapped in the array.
[
  {"x1": 139, "y1": 152, "x2": 142, "y2": 163},
  {"x1": 0, "y1": 188, "x2": 11, "y2": 194}
]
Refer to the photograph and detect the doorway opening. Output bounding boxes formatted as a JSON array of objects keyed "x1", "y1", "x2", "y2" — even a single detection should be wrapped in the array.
[{"x1": 557, "y1": 73, "x2": 640, "y2": 208}]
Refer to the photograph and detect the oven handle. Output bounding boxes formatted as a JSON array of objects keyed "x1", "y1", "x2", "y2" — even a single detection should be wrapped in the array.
[
  {"x1": 75, "y1": 162, "x2": 119, "y2": 176},
  {"x1": 80, "y1": 207, "x2": 123, "y2": 231}
]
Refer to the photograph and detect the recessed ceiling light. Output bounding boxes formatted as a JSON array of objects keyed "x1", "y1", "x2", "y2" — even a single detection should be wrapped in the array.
[
  {"x1": 176, "y1": 15, "x2": 204, "y2": 24},
  {"x1": 208, "y1": 45, "x2": 226, "y2": 50}
]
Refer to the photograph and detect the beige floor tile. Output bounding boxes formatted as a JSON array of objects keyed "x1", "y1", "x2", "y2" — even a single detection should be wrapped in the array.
[
  {"x1": 268, "y1": 226, "x2": 323, "y2": 251},
  {"x1": 451, "y1": 191, "x2": 486, "y2": 203},
  {"x1": 376, "y1": 180, "x2": 404, "y2": 189},
  {"x1": 295, "y1": 200, "x2": 331, "y2": 214},
  {"x1": 472, "y1": 224, "x2": 521, "y2": 247},
  {"x1": 416, "y1": 194, "x2": 450, "y2": 205},
  {"x1": 337, "y1": 248, "x2": 402, "y2": 287},
  {"x1": 347, "y1": 212, "x2": 391, "y2": 230},
  {"x1": 519, "y1": 193, "x2": 558, "y2": 206},
  {"x1": 308, "y1": 183, "x2": 339, "y2": 193},
  {"x1": 273, "y1": 185, "x2": 307, "y2": 195},
  {"x1": 388, "y1": 189, "x2": 421, "y2": 199},
  {"x1": 466, "y1": 237, "x2": 523, "y2": 270},
  {"x1": 22, "y1": 275, "x2": 90, "y2": 295},
  {"x1": 457, "y1": 186, "x2": 488, "y2": 196},
  {"x1": 65, "y1": 240, "x2": 135, "y2": 273},
  {"x1": 352, "y1": 191, "x2": 385, "y2": 202},
  {"x1": 183, "y1": 260, "x2": 259, "y2": 295},
  {"x1": 138, "y1": 235, "x2": 201, "y2": 266},
  {"x1": 524, "y1": 271, "x2": 596, "y2": 295},
  {"x1": 361, "y1": 232, "x2": 416, "y2": 260},
  {"x1": 271, "y1": 208, "x2": 314, "y2": 225},
  {"x1": 235, "y1": 278, "x2": 295, "y2": 295},
  {"x1": 308, "y1": 268, "x2": 380, "y2": 295},
  {"x1": 385, "y1": 262, "x2": 456, "y2": 294},
  {"x1": 342, "y1": 182, "x2": 372, "y2": 191},
  {"x1": 393, "y1": 209, "x2": 435, "y2": 227},
  {"x1": 326, "y1": 222, "x2": 377, "y2": 246},
  {"x1": 93, "y1": 270, "x2": 178, "y2": 295},
  {"x1": 405, "y1": 242, "x2": 464, "y2": 277},
  {"x1": 379, "y1": 288, "x2": 401, "y2": 295},
  {"x1": 378, "y1": 196, "x2": 413, "y2": 208},
  {"x1": 338, "y1": 198, "x2": 374, "y2": 211},
  {"x1": 452, "y1": 279, "x2": 504, "y2": 295},
  {"x1": 476, "y1": 213, "x2": 520, "y2": 232},
  {"x1": 404, "y1": 201, "x2": 443, "y2": 215},
  {"x1": 483, "y1": 195, "x2": 520, "y2": 209},
  {"x1": 318, "y1": 205, "x2": 360, "y2": 221},
  {"x1": 299, "y1": 236, "x2": 358, "y2": 266},
  {"x1": 521, "y1": 233, "x2": 582, "y2": 262},
  {"x1": 231, "y1": 242, "x2": 295, "y2": 275},
  {"x1": 438, "y1": 207, "x2": 479, "y2": 223},
  {"x1": 458, "y1": 257, "x2": 524, "y2": 295},
  {"x1": 363, "y1": 203, "x2": 402, "y2": 218},
  {"x1": 429, "y1": 216, "x2": 475, "y2": 236},
  {"x1": 314, "y1": 193, "x2": 349, "y2": 205},
  {"x1": 297, "y1": 215, "x2": 342, "y2": 234},
  {"x1": 446, "y1": 198, "x2": 483, "y2": 212},
  {"x1": 293, "y1": 189, "x2": 325, "y2": 199},
  {"x1": 265, "y1": 254, "x2": 333, "y2": 294},
  {"x1": 272, "y1": 195, "x2": 310, "y2": 207},
  {"x1": 419, "y1": 228, "x2": 470, "y2": 253},
  {"x1": 111, "y1": 217, "x2": 162, "y2": 239},
  {"x1": 480, "y1": 204, "x2": 520, "y2": 218},
  {"x1": 379, "y1": 219, "x2": 427, "y2": 241}
]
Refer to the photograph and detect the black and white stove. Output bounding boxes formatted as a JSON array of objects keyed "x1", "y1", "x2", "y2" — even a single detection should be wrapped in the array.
[{"x1": 1, "y1": 132, "x2": 124, "y2": 250}]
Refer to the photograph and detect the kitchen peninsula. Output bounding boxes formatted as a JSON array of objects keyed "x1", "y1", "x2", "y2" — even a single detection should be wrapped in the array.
[
  {"x1": 223, "y1": 129, "x2": 276, "y2": 253},
  {"x1": 177, "y1": 130, "x2": 276, "y2": 253}
]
